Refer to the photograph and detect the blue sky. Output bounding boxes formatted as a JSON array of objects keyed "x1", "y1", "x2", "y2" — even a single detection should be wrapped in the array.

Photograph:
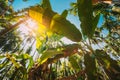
[
  {"x1": 12, "y1": 0, "x2": 40, "y2": 11},
  {"x1": 12, "y1": 0, "x2": 75, "y2": 12},
  {"x1": 12, "y1": 0, "x2": 104, "y2": 30}
]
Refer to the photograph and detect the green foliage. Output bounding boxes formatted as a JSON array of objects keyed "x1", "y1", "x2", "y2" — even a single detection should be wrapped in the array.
[
  {"x1": 29, "y1": 5, "x2": 82, "y2": 42},
  {"x1": 41, "y1": 0, "x2": 52, "y2": 10},
  {"x1": 77, "y1": 0, "x2": 93, "y2": 38},
  {"x1": 95, "y1": 50, "x2": 120, "y2": 80},
  {"x1": 42, "y1": 8, "x2": 56, "y2": 28},
  {"x1": 84, "y1": 53, "x2": 97, "y2": 80},
  {"x1": 77, "y1": 0, "x2": 100, "y2": 38},
  {"x1": 0, "y1": 0, "x2": 120, "y2": 80},
  {"x1": 69, "y1": 54, "x2": 81, "y2": 70},
  {"x1": 50, "y1": 14, "x2": 82, "y2": 42},
  {"x1": 39, "y1": 49, "x2": 63, "y2": 64},
  {"x1": 61, "y1": 10, "x2": 68, "y2": 18}
]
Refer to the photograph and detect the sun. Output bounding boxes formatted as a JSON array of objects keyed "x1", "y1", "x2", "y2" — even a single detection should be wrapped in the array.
[
  {"x1": 25, "y1": 19, "x2": 39, "y2": 30},
  {"x1": 18, "y1": 18, "x2": 39, "y2": 36}
]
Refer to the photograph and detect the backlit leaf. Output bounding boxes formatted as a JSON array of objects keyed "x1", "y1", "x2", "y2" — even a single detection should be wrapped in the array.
[
  {"x1": 36, "y1": 37, "x2": 42, "y2": 49},
  {"x1": 39, "y1": 50, "x2": 63, "y2": 64},
  {"x1": 29, "y1": 6, "x2": 44, "y2": 23}
]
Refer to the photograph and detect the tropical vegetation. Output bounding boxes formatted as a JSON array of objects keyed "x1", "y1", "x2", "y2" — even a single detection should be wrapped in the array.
[{"x1": 0, "y1": 0, "x2": 120, "y2": 80}]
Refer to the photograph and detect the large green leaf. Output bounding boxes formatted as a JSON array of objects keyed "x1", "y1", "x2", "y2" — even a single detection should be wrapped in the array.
[
  {"x1": 50, "y1": 14, "x2": 82, "y2": 42},
  {"x1": 29, "y1": 0, "x2": 55, "y2": 28},
  {"x1": 29, "y1": 6, "x2": 82, "y2": 42},
  {"x1": 77, "y1": 0, "x2": 99, "y2": 38}
]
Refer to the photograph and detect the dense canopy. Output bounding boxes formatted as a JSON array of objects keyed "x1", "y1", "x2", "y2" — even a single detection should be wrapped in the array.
[{"x1": 0, "y1": 0, "x2": 120, "y2": 80}]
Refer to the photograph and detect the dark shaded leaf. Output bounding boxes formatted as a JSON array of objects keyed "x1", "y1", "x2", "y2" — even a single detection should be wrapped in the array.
[{"x1": 84, "y1": 53, "x2": 97, "y2": 80}]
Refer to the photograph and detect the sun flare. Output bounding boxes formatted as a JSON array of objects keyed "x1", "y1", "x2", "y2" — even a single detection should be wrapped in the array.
[{"x1": 18, "y1": 18, "x2": 39, "y2": 36}]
